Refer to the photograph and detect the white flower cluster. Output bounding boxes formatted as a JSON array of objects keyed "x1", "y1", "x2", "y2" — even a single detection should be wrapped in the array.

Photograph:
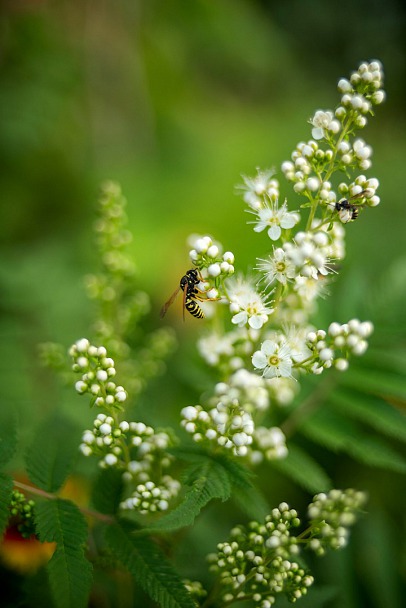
[
  {"x1": 70, "y1": 338, "x2": 127, "y2": 409},
  {"x1": 239, "y1": 168, "x2": 280, "y2": 210},
  {"x1": 120, "y1": 477, "x2": 181, "y2": 514},
  {"x1": 310, "y1": 110, "x2": 341, "y2": 140},
  {"x1": 207, "y1": 504, "x2": 313, "y2": 606},
  {"x1": 307, "y1": 489, "x2": 367, "y2": 555},
  {"x1": 180, "y1": 402, "x2": 254, "y2": 457},
  {"x1": 214, "y1": 369, "x2": 271, "y2": 413}
]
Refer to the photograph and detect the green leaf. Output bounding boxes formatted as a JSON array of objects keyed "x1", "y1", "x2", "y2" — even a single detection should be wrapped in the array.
[
  {"x1": 105, "y1": 522, "x2": 196, "y2": 608},
  {"x1": 0, "y1": 410, "x2": 17, "y2": 467},
  {"x1": 142, "y1": 458, "x2": 231, "y2": 534},
  {"x1": 91, "y1": 468, "x2": 124, "y2": 515},
  {"x1": 330, "y1": 391, "x2": 406, "y2": 443},
  {"x1": 271, "y1": 443, "x2": 332, "y2": 493},
  {"x1": 301, "y1": 409, "x2": 406, "y2": 473},
  {"x1": 35, "y1": 499, "x2": 93, "y2": 608},
  {"x1": 25, "y1": 415, "x2": 80, "y2": 493},
  {"x1": 361, "y1": 347, "x2": 406, "y2": 376},
  {"x1": 341, "y1": 367, "x2": 406, "y2": 402},
  {"x1": 0, "y1": 473, "x2": 13, "y2": 538},
  {"x1": 213, "y1": 453, "x2": 270, "y2": 520}
]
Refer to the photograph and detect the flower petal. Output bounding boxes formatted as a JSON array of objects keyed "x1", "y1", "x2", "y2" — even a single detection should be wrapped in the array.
[
  {"x1": 261, "y1": 340, "x2": 277, "y2": 356},
  {"x1": 268, "y1": 225, "x2": 281, "y2": 241},
  {"x1": 252, "y1": 351, "x2": 268, "y2": 369}
]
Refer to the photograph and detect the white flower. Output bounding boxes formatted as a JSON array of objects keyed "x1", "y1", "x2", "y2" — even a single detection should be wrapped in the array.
[
  {"x1": 310, "y1": 110, "x2": 341, "y2": 140},
  {"x1": 231, "y1": 291, "x2": 273, "y2": 329},
  {"x1": 256, "y1": 248, "x2": 297, "y2": 287},
  {"x1": 252, "y1": 340, "x2": 293, "y2": 379},
  {"x1": 250, "y1": 200, "x2": 298, "y2": 241}
]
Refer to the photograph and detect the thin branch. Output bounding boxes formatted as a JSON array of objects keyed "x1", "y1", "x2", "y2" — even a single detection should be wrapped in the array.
[{"x1": 13, "y1": 480, "x2": 114, "y2": 524}]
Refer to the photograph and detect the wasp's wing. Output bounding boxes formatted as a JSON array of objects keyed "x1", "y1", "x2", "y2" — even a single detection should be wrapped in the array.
[{"x1": 160, "y1": 287, "x2": 181, "y2": 318}]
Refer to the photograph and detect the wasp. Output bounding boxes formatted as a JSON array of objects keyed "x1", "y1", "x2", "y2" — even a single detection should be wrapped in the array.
[
  {"x1": 160, "y1": 269, "x2": 217, "y2": 320},
  {"x1": 329, "y1": 189, "x2": 370, "y2": 223}
]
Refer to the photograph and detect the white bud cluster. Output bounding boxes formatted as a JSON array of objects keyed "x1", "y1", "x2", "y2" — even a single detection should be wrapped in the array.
[
  {"x1": 70, "y1": 338, "x2": 127, "y2": 409},
  {"x1": 239, "y1": 168, "x2": 280, "y2": 210},
  {"x1": 119, "y1": 476, "x2": 181, "y2": 514},
  {"x1": 328, "y1": 319, "x2": 373, "y2": 357},
  {"x1": 207, "y1": 507, "x2": 313, "y2": 606},
  {"x1": 180, "y1": 402, "x2": 255, "y2": 457},
  {"x1": 189, "y1": 235, "x2": 235, "y2": 278},
  {"x1": 79, "y1": 413, "x2": 129, "y2": 466},
  {"x1": 307, "y1": 489, "x2": 367, "y2": 555},
  {"x1": 250, "y1": 426, "x2": 288, "y2": 464},
  {"x1": 337, "y1": 60, "x2": 385, "y2": 125}
]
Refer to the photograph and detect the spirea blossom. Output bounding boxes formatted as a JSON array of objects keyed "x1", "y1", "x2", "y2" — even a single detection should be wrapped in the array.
[
  {"x1": 252, "y1": 340, "x2": 293, "y2": 379},
  {"x1": 310, "y1": 110, "x2": 341, "y2": 140},
  {"x1": 250, "y1": 200, "x2": 299, "y2": 241}
]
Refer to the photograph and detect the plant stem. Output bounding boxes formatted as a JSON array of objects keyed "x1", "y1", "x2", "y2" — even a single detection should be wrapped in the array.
[{"x1": 13, "y1": 480, "x2": 114, "y2": 524}]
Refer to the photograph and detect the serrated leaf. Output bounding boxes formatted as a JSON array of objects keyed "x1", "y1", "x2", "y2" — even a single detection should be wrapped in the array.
[
  {"x1": 0, "y1": 473, "x2": 13, "y2": 538},
  {"x1": 330, "y1": 391, "x2": 406, "y2": 443},
  {"x1": 213, "y1": 453, "x2": 270, "y2": 520},
  {"x1": 271, "y1": 444, "x2": 332, "y2": 493},
  {"x1": 35, "y1": 499, "x2": 93, "y2": 608},
  {"x1": 0, "y1": 410, "x2": 17, "y2": 467},
  {"x1": 105, "y1": 522, "x2": 196, "y2": 608},
  {"x1": 341, "y1": 368, "x2": 406, "y2": 402},
  {"x1": 142, "y1": 459, "x2": 231, "y2": 534},
  {"x1": 25, "y1": 416, "x2": 80, "y2": 493},
  {"x1": 91, "y1": 468, "x2": 124, "y2": 515},
  {"x1": 301, "y1": 409, "x2": 406, "y2": 473}
]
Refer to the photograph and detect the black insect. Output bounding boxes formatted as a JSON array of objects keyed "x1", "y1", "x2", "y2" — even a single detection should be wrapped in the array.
[
  {"x1": 331, "y1": 189, "x2": 369, "y2": 223},
  {"x1": 160, "y1": 269, "x2": 210, "y2": 320}
]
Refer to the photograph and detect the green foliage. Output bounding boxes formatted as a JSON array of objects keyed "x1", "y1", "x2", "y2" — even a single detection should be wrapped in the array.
[
  {"x1": 300, "y1": 408, "x2": 406, "y2": 474},
  {"x1": 0, "y1": 473, "x2": 14, "y2": 538},
  {"x1": 0, "y1": 411, "x2": 17, "y2": 467},
  {"x1": 142, "y1": 457, "x2": 231, "y2": 534},
  {"x1": 91, "y1": 468, "x2": 124, "y2": 515},
  {"x1": 25, "y1": 415, "x2": 80, "y2": 493},
  {"x1": 271, "y1": 443, "x2": 333, "y2": 493},
  {"x1": 105, "y1": 521, "x2": 196, "y2": 608},
  {"x1": 35, "y1": 498, "x2": 93, "y2": 608}
]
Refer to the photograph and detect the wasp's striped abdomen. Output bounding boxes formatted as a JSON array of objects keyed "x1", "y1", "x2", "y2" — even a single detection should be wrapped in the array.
[{"x1": 185, "y1": 297, "x2": 205, "y2": 319}]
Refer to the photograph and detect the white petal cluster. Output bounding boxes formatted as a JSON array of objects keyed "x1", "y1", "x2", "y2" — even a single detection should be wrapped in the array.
[
  {"x1": 239, "y1": 168, "x2": 280, "y2": 210},
  {"x1": 310, "y1": 110, "x2": 341, "y2": 140},
  {"x1": 180, "y1": 402, "x2": 255, "y2": 457},
  {"x1": 256, "y1": 248, "x2": 296, "y2": 288},
  {"x1": 283, "y1": 231, "x2": 332, "y2": 280},
  {"x1": 227, "y1": 276, "x2": 274, "y2": 329}
]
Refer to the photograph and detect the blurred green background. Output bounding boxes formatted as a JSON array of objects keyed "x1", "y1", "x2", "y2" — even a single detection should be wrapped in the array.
[{"x1": 1, "y1": 1, "x2": 405, "y2": 607}]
